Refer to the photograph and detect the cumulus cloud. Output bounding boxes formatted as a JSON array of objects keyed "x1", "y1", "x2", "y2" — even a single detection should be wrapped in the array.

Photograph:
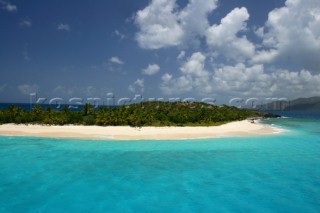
[
  {"x1": 135, "y1": 0, "x2": 320, "y2": 99},
  {"x1": 161, "y1": 73, "x2": 173, "y2": 82},
  {"x1": 160, "y1": 51, "x2": 320, "y2": 98},
  {"x1": 129, "y1": 78, "x2": 145, "y2": 93},
  {"x1": 177, "y1": 51, "x2": 185, "y2": 60},
  {"x1": 206, "y1": 7, "x2": 255, "y2": 61},
  {"x1": 251, "y1": 49, "x2": 278, "y2": 64},
  {"x1": 212, "y1": 63, "x2": 271, "y2": 97},
  {"x1": 109, "y1": 57, "x2": 124, "y2": 65},
  {"x1": 135, "y1": 0, "x2": 218, "y2": 49},
  {"x1": 142, "y1": 64, "x2": 160, "y2": 75},
  {"x1": 178, "y1": 0, "x2": 218, "y2": 47},
  {"x1": 160, "y1": 74, "x2": 192, "y2": 95},
  {"x1": 212, "y1": 64, "x2": 320, "y2": 98},
  {"x1": 180, "y1": 52, "x2": 209, "y2": 77},
  {"x1": 253, "y1": 0, "x2": 320, "y2": 71},
  {"x1": 0, "y1": 0, "x2": 17, "y2": 12},
  {"x1": 160, "y1": 52, "x2": 212, "y2": 94},
  {"x1": 135, "y1": 0, "x2": 183, "y2": 49},
  {"x1": 18, "y1": 84, "x2": 39, "y2": 95},
  {"x1": 57, "y1": 23, "x2": 71, "y2": 32},
  {"x1": 135, "y1": 1, "x2": 255, "y2": 62}
]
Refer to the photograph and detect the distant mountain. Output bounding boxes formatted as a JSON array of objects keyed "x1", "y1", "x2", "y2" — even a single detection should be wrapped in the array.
[
  {"x1": 285, "y1": 97, "x2": 320, "y2": 110},
  {"x1": 261, "y1": 97, "x2": 320, "y2": 110}
]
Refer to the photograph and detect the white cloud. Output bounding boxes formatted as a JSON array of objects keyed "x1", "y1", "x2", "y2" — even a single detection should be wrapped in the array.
[
  {"x1": 212, "y1": 63, "x2": 271, "y2": 96},
  {"x1": 129, "y1": 78, "x2": 145, "y2": 93},
  {"x1": 84, "y1": 86, "x2": 97, "y2": 97},
  {"x1": 212, "y1": 65, "x2": 320, "y2": 98},
  {"x1": 53, "y1": 85, "x2": 75, "y2": 96},
  {"x1": 206, "y1": 7, "x2": 255, "y2": 62},
  {"x1": 160, "y1": 74, "x2": 193, "y2": 95},
  {"x1": 0, "y1": 0, "x2": 17, "y2": 12},
  {"x1": 178, "y1": 0, "x2": 218, "y2": 47},
  {"x1": 253, "y1": 0, "x2": 320, "y2": 71},
  {"x1": 254, "y1": 26, "x2": 264, "y2": 38},
  {"x1": 177, "y1": 51, "x2": 185, "y2": 60},
  {"x1": 135, "y1": 1, "x2": 260, "y2": 64},
  {"x1": 114, "y1": 30, "x2": 126, "y2": 40},
  {"x1": 19, "y1": 19, "x2": 32, "y2": 28},
  {"x1": 52, "y1": 85, "x2": 111, "y2": 98},
  {"x1": 271, "y1": 69, "x2": 320, "y2": 98},
  {"x1": 135, "y1": 79, "x2": 144, "y2": 87},
  {"x1": 142, "y1": 64, "x2": 160, "y2": 75},
  {"x1": 5, "y1": 4, "x2": 16, "y2": 12},
  {"x1": 251, "y1": 49, "x2": 278, "y2": 64},
  {"x1": 135, "y1": 0, "x2": 218, "y2": 49},
  {"x1": 18, "y1": 84, "x2": 39, "y2": 95},
  {"x1": 161, "y1": 73, "x2": 173, "y2": 82},
  {"x1": 135, "y1": 1, "x2": 256, "y2": 60},
  {"x1": 128, "y1": 85, "x2": 135, "y2": 93},
  {"x1": 160, "y1": 51, "x2": 320, "y2": 98},
  {"x1": 180, "y1": 52, "x2": 209, "y2": 77},
  {"x1": 160, "y1": 52, "x2": 212, "y2": 94},
  {"x1": 93, "y1": 58, "x2": 126, "y2": 74},
  {"x1": 135, "y1": 0, "x2": 184, "y2": 49},
  {"x1": 57, "y1": 23, "x2": 71, "y2": 32},
  {"x1": 109, "y1": 57, "x2": 124, "y2": 65}
]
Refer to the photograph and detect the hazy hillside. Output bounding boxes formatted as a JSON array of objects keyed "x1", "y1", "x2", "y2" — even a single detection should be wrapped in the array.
[
  {"x1": 285, "y1": 97, "x2": 320, "y2": 110},
  {"x1": 262, "y1": 97, "x2": 320, "y2": 110}
]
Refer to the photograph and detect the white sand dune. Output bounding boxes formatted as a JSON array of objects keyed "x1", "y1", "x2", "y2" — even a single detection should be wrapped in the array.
[{"x1": 0, "y1": 120, "x2": 282, "y2": 140}]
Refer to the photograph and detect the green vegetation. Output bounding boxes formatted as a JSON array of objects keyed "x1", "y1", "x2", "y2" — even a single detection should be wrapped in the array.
[{"x1": 0, "y1": 102, "x2": 264, "y2": 127}]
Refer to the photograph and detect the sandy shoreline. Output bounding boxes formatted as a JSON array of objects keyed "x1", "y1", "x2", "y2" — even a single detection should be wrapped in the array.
[{"x1": 0, "y1": 120, "x2": 283, "y2": 140}]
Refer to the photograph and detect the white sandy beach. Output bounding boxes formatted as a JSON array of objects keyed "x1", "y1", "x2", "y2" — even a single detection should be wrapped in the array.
[{"x1": 0, "y1": 120, "x2": 282, "y2": 140}]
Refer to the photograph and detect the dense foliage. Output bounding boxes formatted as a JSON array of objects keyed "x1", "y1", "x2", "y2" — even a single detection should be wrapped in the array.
[{"x1": 0, "y1": 102, "x2": 263, "y2": 127}]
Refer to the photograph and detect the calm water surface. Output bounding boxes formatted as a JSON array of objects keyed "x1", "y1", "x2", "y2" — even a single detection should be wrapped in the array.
[{"x1": 0, "y1": 111, "x2": 320, "y2": 212}]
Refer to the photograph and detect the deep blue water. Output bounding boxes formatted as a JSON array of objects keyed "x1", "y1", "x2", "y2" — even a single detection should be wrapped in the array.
[
  {"x1": 0, "y1": 103, "x2": 75, "y2": 111},
  {"x1": 0, "y1": 111, "x2": 320, "y2": 212},
  {"x1": 0, "y1": 103, "x2": 117, "y2": 111}
]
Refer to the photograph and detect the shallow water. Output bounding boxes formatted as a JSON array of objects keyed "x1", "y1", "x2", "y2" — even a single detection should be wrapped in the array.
[{"x1": 0, "y1": 111, "x2": 320, "y2": 212}]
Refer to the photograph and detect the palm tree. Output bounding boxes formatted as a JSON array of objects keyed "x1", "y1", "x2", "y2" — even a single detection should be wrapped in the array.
[{"x1": 82, "y1": 103, "x2": 94, "y2": 116}]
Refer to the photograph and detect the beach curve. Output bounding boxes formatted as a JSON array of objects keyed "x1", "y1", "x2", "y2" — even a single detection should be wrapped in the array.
[{"x1": 0, "y1": 120, "x2": 284, "y2": 140}]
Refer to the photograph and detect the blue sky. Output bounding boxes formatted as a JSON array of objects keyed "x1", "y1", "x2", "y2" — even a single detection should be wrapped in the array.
[{"x1": 0, "y1": 0, "x2": 319, "y2": 104}]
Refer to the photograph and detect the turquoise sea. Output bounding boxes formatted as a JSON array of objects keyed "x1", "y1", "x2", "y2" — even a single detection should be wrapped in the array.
[{"x1": 1, "y1": 111, "x2": 320, "y2": 213}]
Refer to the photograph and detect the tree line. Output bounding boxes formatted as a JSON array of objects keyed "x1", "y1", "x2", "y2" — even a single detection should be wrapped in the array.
[{"x1": 0, "y1": 101, "x2": 263, "y2": 127}]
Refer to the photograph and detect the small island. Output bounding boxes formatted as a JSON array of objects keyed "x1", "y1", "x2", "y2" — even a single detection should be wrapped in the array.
[{"x1": 0, "y1": 102, "x2": 281, "y2": 140}]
